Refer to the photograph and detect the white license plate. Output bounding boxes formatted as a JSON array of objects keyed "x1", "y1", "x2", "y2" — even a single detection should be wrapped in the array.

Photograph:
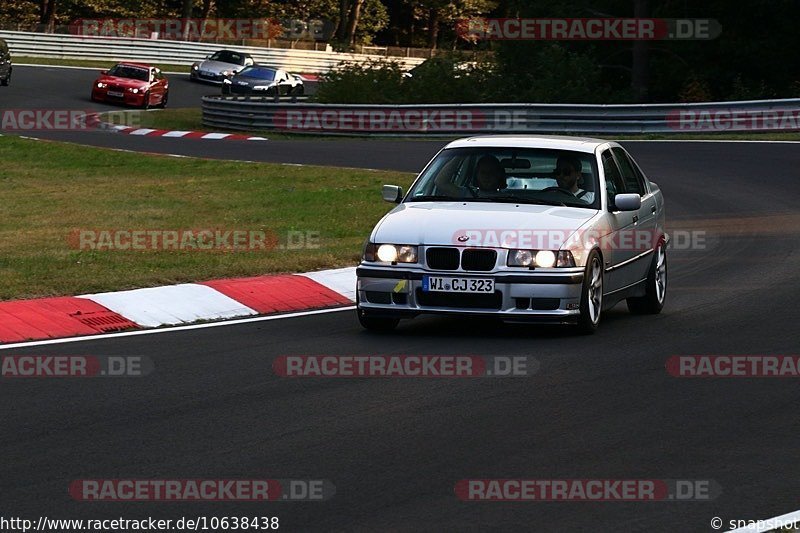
[
  {"x1": 422, "y1": 276, "x2": 494, "y2": 293},
  {"x1": 107, "y1": 91, "x2": 123, "y2": 97}
]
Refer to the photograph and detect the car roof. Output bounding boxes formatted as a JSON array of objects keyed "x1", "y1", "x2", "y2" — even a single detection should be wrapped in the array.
[
  {"x1": 116, "y1": 62, "x2": 152, "y2": 69},
  {"x1": 444, "y1": 135, "x2": 612, "y2": 153},
  {"x1": 213, "y1": 49, "x2": 252, "y2": 57}
]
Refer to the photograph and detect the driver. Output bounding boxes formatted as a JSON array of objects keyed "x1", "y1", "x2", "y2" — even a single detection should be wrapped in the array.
[
  {"x1": 555, "y1": 155, "x2": 594, "y2": 203},
  {"x1": 434, "y1": 154, "x2": 506, "y2": 196},
  {"x1": 474, "y1": 154, "x2": 506, "y2": 192}
]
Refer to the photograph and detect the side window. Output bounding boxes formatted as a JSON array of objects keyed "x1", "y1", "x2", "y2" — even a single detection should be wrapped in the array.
[
  {"x1": 612, "y1": 147, "x2": 645, "y2": 196},
  {"x1": 601, "y1": 150, "x2": 626, "y2": 198}
]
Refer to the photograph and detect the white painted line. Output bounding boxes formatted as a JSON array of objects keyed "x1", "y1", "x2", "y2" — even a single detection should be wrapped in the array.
[
  {"x1": 128, "y1": 128, "x2": 157, "y2": 136},
  {"x1": 300, "y1": 267, "x2": 357, "y2": 302},
  {"x1": 78, "y1": 283, "x2": 257, "y2": 327},
  {"x1": 201, "y1": 132, "x2": 231, "y2": 140},
  {"x1": 726, "y1": 509, "x2": 800, "y2": 531},
  {"x1": 161, "y1": 131, "x2": 192, "y2": 137},
  {"x1": 0, "y1": 306, "x2": 355, "y2": 350}
]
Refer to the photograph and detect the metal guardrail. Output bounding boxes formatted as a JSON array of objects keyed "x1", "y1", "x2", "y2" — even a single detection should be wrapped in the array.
[
  {"x1": 201, "y1": 98, "x2": 800, "y2": 135},
  {"x1": 0, "y1": 30, "x2": 425, "y2": 73}
]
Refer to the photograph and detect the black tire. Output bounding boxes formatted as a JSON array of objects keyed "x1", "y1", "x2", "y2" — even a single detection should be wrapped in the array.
[
  {"x1": 158, "y1": 90, "x2": 169, "y2": 108},
  {"x1": 1, "y1": 68, "x2": 10, "y2": 86},
  {"x1": 293, "y1": 85, "x2": 304, "y2": 96},
  {"x1": 222, "y1": 85, "x2": 231, "y2": 96},
  {"x1": 627, "y1": 238, "x2": 667, "y2": 315},
  {"x1": 575, "y1": 250, "x2": 603, "y2": 334},
  {"x1": 140, "y1": 91, "x2": 150, "y2": 109}
]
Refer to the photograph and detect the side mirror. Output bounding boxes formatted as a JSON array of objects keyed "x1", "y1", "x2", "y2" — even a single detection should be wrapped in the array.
[
  {"x1": 100, "y1": 70, "x2": 108, "y2": 75},
  {"x1": 611, "y1": 193, "x2": 641, "y2": 212},
  {"x1": 382, "y1": 185, "x2": 403, "y2": 203}
]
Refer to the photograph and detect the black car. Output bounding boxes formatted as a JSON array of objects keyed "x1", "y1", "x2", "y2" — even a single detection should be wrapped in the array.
[
  {"x1": 221, "y1": 65, "x2": 303, "y2": 96},
  {"x1": 0, "y1": 38, "x2": 11, "y2": 86}
]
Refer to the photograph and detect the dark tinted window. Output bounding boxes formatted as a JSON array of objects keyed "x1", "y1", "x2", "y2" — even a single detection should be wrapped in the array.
[
  {"x1": 210, "y1": 51, "x2": 246, "y2": 65},
  {"x1": 107, "y1": 64, "x2": 149, "y2": 81},
  {"x1": 612, "y1": 147, "x2": 645, "y2": 195},
  {"x1": 237, "y1": 66, "x2": 276, "y2": 80},
  {"x1": 601, "y1": 149, "x2": 626, "y2": 197}
]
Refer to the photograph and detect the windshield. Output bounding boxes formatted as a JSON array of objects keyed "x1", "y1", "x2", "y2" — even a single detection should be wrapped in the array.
[
  {"x1": 107, "y1": 64, "x2": 149, "y2": 81},
  {"x1": 236, "y1": 66, "x2": 275, "y2": 80},
  {"x1": 406, "y1": 147, "x2": 601, "y2": 209},
  {"x1": 209, "y1": 51, "x2": 247, "y2": 65}
]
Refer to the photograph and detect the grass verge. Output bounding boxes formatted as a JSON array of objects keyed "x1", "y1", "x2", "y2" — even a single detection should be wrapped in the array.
[
  {"x1": 0, "y1": 135, "x2": 413, "y2": 300},
  {"x1": 16, "y1": 56, "x2": 190, "y2": 73},
  {"x1": 127, "y1": 109, "x2": 800, "y2": 142}
]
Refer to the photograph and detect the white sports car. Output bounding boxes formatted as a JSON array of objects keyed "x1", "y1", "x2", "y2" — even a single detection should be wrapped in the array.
[{"x1": 356, "y1": 135, "x2": 668, "y2": 333}]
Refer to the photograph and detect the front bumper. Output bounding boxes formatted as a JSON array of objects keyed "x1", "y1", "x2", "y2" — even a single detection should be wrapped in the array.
[
  {"x1": 91, "y1": 89, "x2": 146, "y2": 107},
  {"x1": 356, "y1": 266, "x2": 584, "y2": 323}
]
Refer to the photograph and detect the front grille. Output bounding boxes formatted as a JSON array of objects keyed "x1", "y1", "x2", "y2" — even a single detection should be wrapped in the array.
[
  {"x1": 461, "y1": 249, "x2": 497, "y2": 271},
  {"x1": 416, "y1": 289, "x2": 503, "y2": 309},
  {"x1": 426, "y1": 247, "x2": 459, "y2": 270}
]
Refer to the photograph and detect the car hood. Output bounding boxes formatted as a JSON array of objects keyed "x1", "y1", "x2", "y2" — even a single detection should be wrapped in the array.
[
  {"x1": 371, "y1": 202, "x2": 600, "y2": 248},
  {"x1": 96, "y1": 76, "x2": 148, "y2": 88},
  {"x1": 199, "y1": 60, "x2": 242, "y2": 73}
]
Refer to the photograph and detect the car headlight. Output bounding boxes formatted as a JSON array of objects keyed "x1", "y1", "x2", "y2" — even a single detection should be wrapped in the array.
[
  {"x1": 222, "y1": 78, "x2": 232, "y2": 85},
  {"x1": 253, "y1": 85, "x2": 271, "y2": 90},
  {"x1": 363, "y1": 243, "x2": 418, "y2": 264},
  {"x1": 96, "y1": 82, "x2": 106, "y2": 88},
  {"x1": 507, "y1": 249, "x2": 575, "y2": 268},
  {"x1": 222, "y1": 70, "x2": 232, "y2": 77},
  {"x1": 192, "y1": 64, "x2": 199, "y2": 70},
  {"x1": 128, "y1": 88, "x2": 139, "y2": 93}
]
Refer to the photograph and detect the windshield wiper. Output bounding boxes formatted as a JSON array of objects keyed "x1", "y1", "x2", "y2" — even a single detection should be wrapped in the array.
[
  {"x1": 407, "y1": 195, "x2": 461, "y2": 202},
  {"x1": 485, "y1": 195, "x2": 566, "y2": 207}
]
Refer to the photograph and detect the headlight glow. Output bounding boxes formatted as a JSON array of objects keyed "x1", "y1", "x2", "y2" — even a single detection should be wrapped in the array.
[
  {"x1": 364, "y1": 243, "x2": 417, "y2": 264},
  {"x1": 377, "y1": 244, "x2": 398, "y2": 262},
  {"x1": 507, "y1": 250, "x2": 576, "y2": 268},
  {"x1": 534, "y1": 250, "x2": 556, "y2": 268},
  {"x1": 129, "y1": 88, "x2": 139, "y2": 93},
  {"x1": 192, "y1": 64, "x2": 199, "y2": 70},
  {"x1": 96, "y1": 82, "x2": 106, "y2": 88}
]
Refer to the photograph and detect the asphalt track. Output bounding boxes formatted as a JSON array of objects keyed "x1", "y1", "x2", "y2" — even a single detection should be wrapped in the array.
[{"x1": 1, "y1": 65, "x2": 800, "y2": 532}]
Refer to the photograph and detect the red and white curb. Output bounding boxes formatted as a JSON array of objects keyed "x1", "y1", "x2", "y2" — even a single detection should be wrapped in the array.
[
  {"x1": 79, "y1": 113, "x2": 267, "y2": 141},
  {"x1": 106, "y1": 124, "x2": 267, "y2": 141},
  {"x1": 0, "y1": 267, "x2": 355, "y2": 343}
]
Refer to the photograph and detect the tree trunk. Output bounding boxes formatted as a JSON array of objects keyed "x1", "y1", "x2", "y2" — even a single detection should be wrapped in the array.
[
  {"x1": 345, "y1": 0, "x2": 365, "y2": 46},
  {"x1": 631, "y1": 0, "x2": 650, "y2": 102},
  {"x1": 180, "y1": 0, "x2": 194, "y2": 40},
  {"x1": 39, "y1": 0, "x2": 57, "y2": 31},
  {"x1": 427, "y1": 7, "x2": 440, "y2": 49},
  {"x1": 335, "y1": 0, "x2": 350, "y2": 41}
]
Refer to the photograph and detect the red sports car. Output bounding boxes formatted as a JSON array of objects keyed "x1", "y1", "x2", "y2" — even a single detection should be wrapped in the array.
[{"x1": 91, "y1": 62, "x2": 169, "y2": 108}]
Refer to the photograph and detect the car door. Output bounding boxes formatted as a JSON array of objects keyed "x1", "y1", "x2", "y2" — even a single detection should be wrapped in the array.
[
  {"x1": 276, "y1": 70, "x2": 290, "y2": 95},
  {"x1": 600, "y1": 148, "x2": 639, "y2": 292},
  {"x1": 148, "y1": 69, "x2": 164, "y2": 103},
  {"x1": 612, "y1": 147, "x2": 655, "y2": 283}
]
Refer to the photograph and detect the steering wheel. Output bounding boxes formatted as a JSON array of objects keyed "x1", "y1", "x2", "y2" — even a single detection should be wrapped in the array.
[{"x1": 540, "y1": 186, "x2": 577, "y2": 197}]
